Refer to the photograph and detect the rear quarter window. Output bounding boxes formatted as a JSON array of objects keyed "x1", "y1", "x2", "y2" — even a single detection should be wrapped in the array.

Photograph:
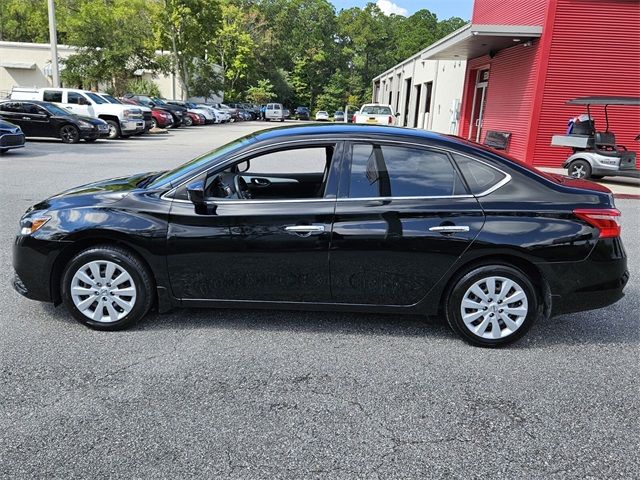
[
  {"x1": 43, "y1": 90, "x2": 62, "y2": 102},
  {"x1": 453, "y1": 153, "x2": 507, "y2": 195}
]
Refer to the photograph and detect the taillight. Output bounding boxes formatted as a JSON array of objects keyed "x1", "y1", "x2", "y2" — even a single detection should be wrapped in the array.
[
  {"x1": 573, "y1": 208, "x2": 621, "y2": 238},
  {"x1": 388, "y1": 115, "x2": 393, "y2": 125},
  {"x1": 352, "y1": 115, "x2": 356, "y2": 123}
]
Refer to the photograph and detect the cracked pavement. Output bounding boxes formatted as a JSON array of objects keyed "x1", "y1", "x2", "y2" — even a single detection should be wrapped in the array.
[{"x1": 1, "y1": 124, "x2": 639, "y2": 479}]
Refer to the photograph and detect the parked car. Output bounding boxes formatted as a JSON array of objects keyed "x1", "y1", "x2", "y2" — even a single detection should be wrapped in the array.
[
  {"x1": 334, "y1": 111, "x2": 345, "y2": 122},
  {"x1": 12, "y1": 125, "x2": 628, "y2": 347},
  {"x1": 167, "y1": 100, "x2": 215, "y2": 125},
  {"x1": 119, "y1": 97, "x2": 172, "y2": 129},
  {"x1": 202, "y1": 105, "x2": 230, "y2": 123},
  {"x1": 151, "y1": 98, "x2": 191, "y2": 126},
  {"x1": 123, "y1": 94, "x2": 185, "y2": 128},
  {"x1": 315, "y1": 110, "x2": 329, "y2": 121},
  {"x1": 265, "y1": 103, "x2": 285, "y2": 122},
  {"x1": 0, "y1": 100, "x2": 109, "y2": 143},
  {"x1": 10, "y1": 87, "x2": 144, "y2": 139},
  {"x1": 294, "y1": 107, "x2": 310, "y2": 120},
  {"x1": 97, "y1": 93, "x2": 153, "y2": 132},
  {"x1": 353, "y1": 103, "x2": 398, "y2": 126},
  {"x1": 0, "y1": 119, "x2": 26, "y2": 153}
]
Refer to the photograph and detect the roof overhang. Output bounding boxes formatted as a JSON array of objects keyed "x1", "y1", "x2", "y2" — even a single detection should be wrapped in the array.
[
  {"x1": 0, "y1": 61, "x2": 36, "y2": 70},
  {"x1": 422, "y1": 24, "x2": 543, "y2": 60},
  {"x1": 566, "y1": 96, "x2": 640, "y2": 106}
]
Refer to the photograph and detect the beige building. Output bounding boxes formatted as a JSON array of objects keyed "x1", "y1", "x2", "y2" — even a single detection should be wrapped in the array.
[
  {"x1": 372, "y1": 46, "x2": 466, "y2": 135},
  {"x1": 0, "y1": 41, "x2": 217, "y2": 101}
]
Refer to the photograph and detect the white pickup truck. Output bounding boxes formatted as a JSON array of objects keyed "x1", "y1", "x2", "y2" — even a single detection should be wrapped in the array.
[
  {"x1": 10, "y1": 87, "x2": 144, "y2": 139},
  {"x1": 353, "y1": 103, "x2": 399, "y2": 126}
]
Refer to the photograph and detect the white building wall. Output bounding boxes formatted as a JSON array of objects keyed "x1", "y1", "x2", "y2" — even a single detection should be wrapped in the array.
[
  {"x1": 373, "y1": 54, "x2": 465, "y2": 135},
  {"x1": 0, "y1": 41, "x2": 220, "y2": 102}
]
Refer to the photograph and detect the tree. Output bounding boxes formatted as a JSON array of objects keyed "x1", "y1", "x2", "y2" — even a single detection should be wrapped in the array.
[
  {"x1": 316, "y1": 70, "x2": 349, "y2": 113},
  {"x1": 246, "y1": 79, "x2": 275, "y2": 104},
  {"x1": 62, "y1": 0, "x2": 163, "y2": 95},
  {"x1": 158, "y1": 0, "x2": 221, "y2": 98}
]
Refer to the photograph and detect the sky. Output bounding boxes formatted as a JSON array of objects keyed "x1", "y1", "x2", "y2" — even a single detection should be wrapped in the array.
[{"x1": 330, "y1": 0, "x2": 474, "y2": 20}]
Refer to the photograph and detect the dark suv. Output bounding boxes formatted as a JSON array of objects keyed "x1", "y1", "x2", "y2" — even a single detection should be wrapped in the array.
[{"x1": 294, "y1": 107, "x2": 310, "y2": 120}]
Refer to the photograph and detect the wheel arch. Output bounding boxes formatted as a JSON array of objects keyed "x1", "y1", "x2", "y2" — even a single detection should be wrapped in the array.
[
  {"x1": 50, "y1": 233, "x2": 156, "y2": 307},
  {"x1": 435, "y1": 253, "x2": 551, "y2": 320},
  {"x1": 97, "y1": 114, "x2": 120, "y2": 124}
]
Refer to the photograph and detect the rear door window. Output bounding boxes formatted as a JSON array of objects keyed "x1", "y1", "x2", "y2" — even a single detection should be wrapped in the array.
[
  {"x1": 346, "y1": 143, "x2": 467, "y2": 198},
  {"x1": 43, "y1": 90, "x2": 62, "y2": 102},
  {"x1": 452, "y1": 154, "x2": 507, "y2": 195}
]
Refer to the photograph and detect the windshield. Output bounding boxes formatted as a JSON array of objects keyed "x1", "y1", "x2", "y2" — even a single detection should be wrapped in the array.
[
  {"x1": 85, "y1": 92, "x2": 107, "y2": 104},
  {"x1": 42, "y1": 103, "x2": 74, "y2": 116},
  {"x1": 100, "y1": 94, "x2": 121, "y2": 105},
  {"x1": 153, "y1": 97, "x2": 166, "y2": 105},
  {"x1": 148, "y1": 135, "x2": 257, "y2": 189},
  {"x1": 361, "y1": 105, "x2": 392, "y2": 115}
]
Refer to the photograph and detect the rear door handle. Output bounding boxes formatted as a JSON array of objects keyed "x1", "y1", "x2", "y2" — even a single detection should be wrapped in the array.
[
  {"x1": 429, "y1": 225, "x2": 470, "y2": 233},
  {"x1": 285, "y1": 225, "x2": 325, "y2": 237}
]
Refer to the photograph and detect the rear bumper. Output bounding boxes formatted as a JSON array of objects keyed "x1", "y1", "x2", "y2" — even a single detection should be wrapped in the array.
[{"x1": 538, "y1": 238, "x2": 629, "y2": 316}]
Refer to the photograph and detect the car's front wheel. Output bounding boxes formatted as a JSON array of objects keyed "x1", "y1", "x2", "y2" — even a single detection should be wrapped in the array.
[
  {"x1": 445, "y1": 265, "x2": 538, "y2": 347},
  {"x1": 61, "y1": 245, "x2": 154, "y2": 330},
  {"x1": 59, "y1": 125, "x2": 80, "y2": 144}
]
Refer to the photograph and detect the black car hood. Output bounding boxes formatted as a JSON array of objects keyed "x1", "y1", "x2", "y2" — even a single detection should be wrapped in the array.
[{"x1": 30, "y1": 171, "x2": 158, "y2": 211}]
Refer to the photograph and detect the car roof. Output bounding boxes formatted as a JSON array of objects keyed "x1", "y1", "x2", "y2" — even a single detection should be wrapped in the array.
[{"x1": 251, "y1": 123, "x2": 455, "y2": 145}]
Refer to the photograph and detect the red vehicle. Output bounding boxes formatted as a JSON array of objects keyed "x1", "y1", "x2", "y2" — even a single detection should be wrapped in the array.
[
  {"x1": 185, "y1": 111, "x2": 203, "y2": 126},
  {"x1": 120, "y1": 97, "x2": 173, "y2": 129}
]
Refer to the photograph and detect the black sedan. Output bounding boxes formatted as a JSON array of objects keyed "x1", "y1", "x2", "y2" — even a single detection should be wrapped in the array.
[
  {"x1": 0, "y1": 100, "x2": 109, "y2": 143},
  {"x1": 0, "y1": 119, "x2": 26, "y2": 153},
  {"x1": 12, "y1": 125, "x2": 628, "y2": 346}
]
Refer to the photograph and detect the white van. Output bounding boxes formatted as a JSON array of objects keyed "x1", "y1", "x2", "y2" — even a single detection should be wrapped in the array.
[
  {"x1": 10, "y1": 87, "x2": 144, "y2": 139},
  {"x1": 265, "y1": 103, "x2": 285, "y2": 122}
]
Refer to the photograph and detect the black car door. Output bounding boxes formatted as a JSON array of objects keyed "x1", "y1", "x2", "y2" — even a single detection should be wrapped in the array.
[
  {"x1": 0, "y1": 102, "x2": 31, "y2": 134},
  {"x1": 22, "y1": 103, "x2": 53, "y2": 137},
  {"x1": 329, "y1": 141, "x2": 486, "y2": 306},
  {"x1": 166, "y1": 141, "x2": 343, "y2": 303}
]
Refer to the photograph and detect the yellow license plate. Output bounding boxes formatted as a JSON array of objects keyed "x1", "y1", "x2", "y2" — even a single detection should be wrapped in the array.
[{"x1": 367, "y1": 119, "x2": 377, "y2": 124}]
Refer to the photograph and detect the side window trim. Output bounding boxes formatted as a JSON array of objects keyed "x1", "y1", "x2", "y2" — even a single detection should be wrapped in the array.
[
  {"x1": 339, "y1": 140, "x2": 472, "y2": 200},
  {"x1": 170, "y1": 140, "x2": 345, "y2": 203}
]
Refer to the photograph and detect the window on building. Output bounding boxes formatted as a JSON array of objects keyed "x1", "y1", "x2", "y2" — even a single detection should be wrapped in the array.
[
  {"x1": 424, "y1": 82, "x2": 433, "y2": 114},
  {"x1": 347, "y1": 144, "x2": 467, "y2": 198}
]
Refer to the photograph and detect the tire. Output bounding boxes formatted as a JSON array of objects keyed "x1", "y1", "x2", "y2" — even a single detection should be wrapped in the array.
[
  {"x1": 568, "y1": 159, "x2": 591, "y2": 179},
  {"x1": 445, "y1": 264, "x2": 538, "y2": 347},
  {"x1": 61, "y1": 245, "x2": 154, "y2": 330},
  {"x1": 84, "y1": 138, "x2": 97, "y2": 143},
  {"x1": 151, "y1": 118, "x2": 158, "y2": 129},
  {"x1": 59, "y1": 124, "x2": 80, "y2": 144},
  {"x1": 105, "y1": 120, "x2": 121, "y2": 140},
  {"x1": 183, "y1": 116, "x2": 193, "y2": 127}
]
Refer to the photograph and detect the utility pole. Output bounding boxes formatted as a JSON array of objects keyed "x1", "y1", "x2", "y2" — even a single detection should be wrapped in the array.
[{"x1": 47, "y1": 0, "x2": 60, "y2": 87}]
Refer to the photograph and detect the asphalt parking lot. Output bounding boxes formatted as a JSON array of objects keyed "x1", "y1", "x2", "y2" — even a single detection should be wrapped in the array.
[{"x1": 1, "y1": 123, "x2": 639, "y2": 479}]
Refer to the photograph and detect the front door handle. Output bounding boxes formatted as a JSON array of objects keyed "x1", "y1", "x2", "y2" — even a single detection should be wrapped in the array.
[
  {"x1": 284, "y1": 225, "x2": 325, "y2": 237},
  {"x1": 429, "y1": 225, "x2": 470, "y2": 234}
]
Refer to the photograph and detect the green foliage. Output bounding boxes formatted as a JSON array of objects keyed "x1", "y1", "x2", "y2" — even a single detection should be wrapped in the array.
[
  {"x1": 61, "y1": 0, "x2": 164, "y2": 95},
  {"x1": 3, "y1": 0, "x2": 469, "y2": 107},
  {"x1": 126, "y1": 77, "x2": 162, "y2": 97},
  {"x1": 246, "y1": 79, "x2": 275, "y2": 104}
]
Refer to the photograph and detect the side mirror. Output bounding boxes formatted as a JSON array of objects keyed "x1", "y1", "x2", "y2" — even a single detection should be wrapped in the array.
[
  {"x1": 395, "y1": 112, "x2": 400, "y2": 117},
  {"x1": 149, "y1": 101, "x2": 156, "y2": 108},
  {"x1": 236, "y1": 160, "x2": 250, "y2": 173},
  {"x1": 186, "y1": 180, "x2": 206, "y2": 205}
]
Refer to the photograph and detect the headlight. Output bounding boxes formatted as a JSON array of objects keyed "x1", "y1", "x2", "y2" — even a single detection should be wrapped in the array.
[
  {"x1": 77, "y1": 120, "x2": 94, "y2": 129},
  {"x1": 123, "y1": 109, "x2": 131, "y2": 118},
  {"x1": 20, "y1": 216, "x2": 50, "y2": 235}
]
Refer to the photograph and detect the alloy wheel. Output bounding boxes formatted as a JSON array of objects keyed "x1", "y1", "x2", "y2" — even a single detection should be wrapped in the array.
[
  {"x1": 60, "y1": 125, "x2": 79, "y2": 143},
  {"x1": 570, "y1": 164, "x2": 586, "y2": 178},
  {"x1": 70, "y1": 260, "x2": 137, "y2": 323},
  {"x1": 459, "y1": 276, "x2": 528, "y2": 340}
]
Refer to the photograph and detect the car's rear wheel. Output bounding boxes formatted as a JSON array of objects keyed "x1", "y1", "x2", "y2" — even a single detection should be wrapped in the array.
[
  {"x1": 183, "y1": 116, "x2": 193, "y2": 126},
  {"x1": 445, "y1": 265, "x2": 538, "y2": 347},
  {"x1": 568, "y1": 159, "x2": 591, "y2": 179},
  {"x1": 59, "y1": 125, "x2": 80, "y2": 144},
  {"x1": 61, "y1": 245, "x2": 154, "y2": 330}
]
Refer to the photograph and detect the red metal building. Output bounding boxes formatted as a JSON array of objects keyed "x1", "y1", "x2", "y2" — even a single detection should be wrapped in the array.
[{"x1": 426, "y1": 0, "x2": 640, "y2": 167}]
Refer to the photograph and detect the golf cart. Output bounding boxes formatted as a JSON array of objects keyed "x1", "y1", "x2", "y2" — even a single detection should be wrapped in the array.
[{"x1": 551, "y1": 96, "x2": 639, "y2": 180}]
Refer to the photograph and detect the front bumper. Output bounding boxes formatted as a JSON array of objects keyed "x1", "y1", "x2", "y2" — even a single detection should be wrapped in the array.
[
  {"x1": 0, "y1": 132, "x2": 26, "y2": 150},
  {"x1": 121, "y1": 119, "x2": 145, "y2": 134},
  {"x1": 12, "y1": 234, "x2": 64, "y2": 303}
]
